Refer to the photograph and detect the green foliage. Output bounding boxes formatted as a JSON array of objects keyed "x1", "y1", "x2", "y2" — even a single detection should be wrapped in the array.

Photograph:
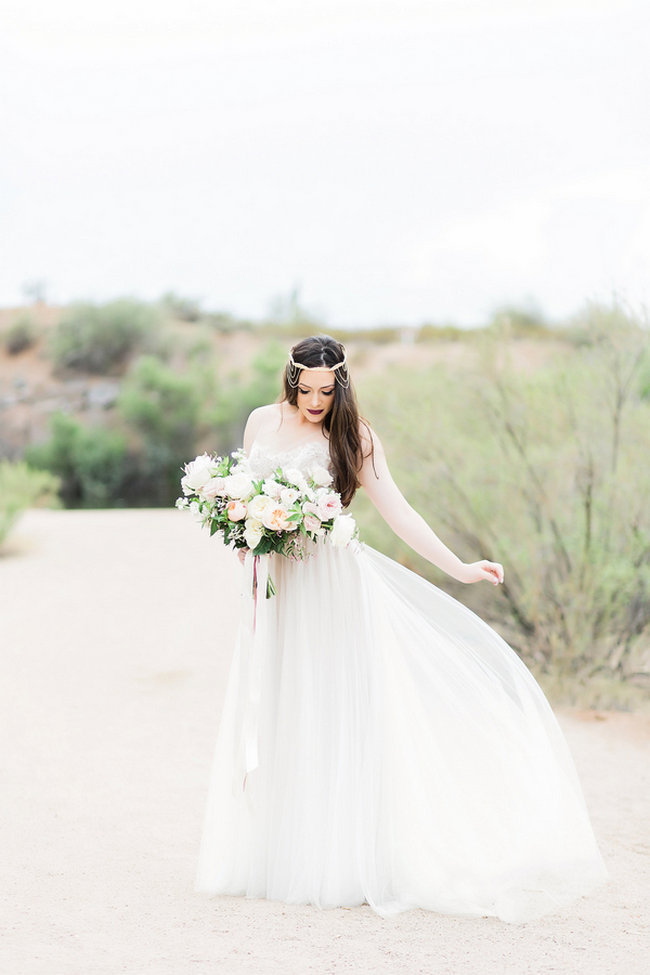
[
  {"x1": 417, "y1": 323, "x2": 467, "y2": 342},
  {"x1": 119, "y1": 356, "x2": 202, "y2": 448},
  {"x1": 49, "y1": 299, "x2": 159, "y2": 374},
  {"x1": 4, "y1": 315, "x2": 38, "y2": 355},
  {"x1": 118, "y1": 356, "x2": 204, "y2": 504},
  {"x1": 356, "y1": 301, "x2": 650, "y2": 707},
  {"x1": 0, "y1": 461, "x2": 60, "y2": 546},
  {"x1": 209, "y1": 341, "x2": 286, "y2": 452},
  {"x1": 203, "y1": 311, "x2": 253, "y2": 333},
  {"x1": 485, "y1": 303, "x2": 550, "y2": 339},
  {"x1": 25, "y1": 413, "x2": 128, "y2": 507},
  {"x1": 160, "y1": 291, "x2": 203, "y2": 323},
  {"x1": 639, "y1": 350, "x2": 650, "y2": 401}
]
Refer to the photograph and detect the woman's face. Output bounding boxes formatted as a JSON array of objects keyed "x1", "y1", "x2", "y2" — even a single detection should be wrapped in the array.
[{"x1": 295, "y1": 370, "x2": 336, "y2": 424}]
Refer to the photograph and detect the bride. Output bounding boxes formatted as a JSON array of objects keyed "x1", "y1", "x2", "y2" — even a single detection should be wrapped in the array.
[{"x1": 195, "y1": 334, "x2": 607, "y2": 923}]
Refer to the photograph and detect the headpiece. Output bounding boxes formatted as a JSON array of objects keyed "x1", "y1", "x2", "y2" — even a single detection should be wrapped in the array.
[{"x1": 286, "y1": 348, "x2": 350, "y2": 389}]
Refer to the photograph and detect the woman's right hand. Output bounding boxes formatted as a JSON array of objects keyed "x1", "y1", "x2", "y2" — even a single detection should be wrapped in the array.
[
  {"x1": 459, "y1": 560, "x2": 504, "y2": 586},
  {"x1": 237, "y1": 547, "x2": 249, "y2": 566}
]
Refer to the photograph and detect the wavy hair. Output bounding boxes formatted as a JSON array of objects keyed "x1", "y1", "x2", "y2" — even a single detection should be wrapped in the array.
[{"x1": 281, "y1": 335, "x2": 371, "y2": 507}]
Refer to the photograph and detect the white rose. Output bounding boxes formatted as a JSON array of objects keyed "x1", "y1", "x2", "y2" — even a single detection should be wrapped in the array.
[
  {"x1": 309, "y1": 464, "x2": 333, "y2": 487},
  {"x1": 181, "y1": 453, "x2": 215, "y2": 495},
  {"x1": 246, "y1": 493, "x2": 274, "y2": 521},
  {"x1": 280, "y1": 487, "x2": 300, "y2": 507},
  {"x1": 284, "y1": 468, "x2": 308, "y2": 491},
  {"x1": 262, "y1": 478, "x2": 282, "y2": 499},
  {"x1": 244, "y1": 519, "x2": 264, "y2": 549},
  {"x1": 224, "y1": 471, "x2": 254, "y2": 500},
  {"x1": 329, "y1": 514, "x2": 357, "y2": 547},
  {"x1": 199, "y1": 476, "x2": 227, "y2": 500}
]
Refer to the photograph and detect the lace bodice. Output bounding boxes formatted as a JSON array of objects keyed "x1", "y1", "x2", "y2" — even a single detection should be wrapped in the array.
[{"x1": 247, "y1": 439, "x2": 332, "y2": 479}]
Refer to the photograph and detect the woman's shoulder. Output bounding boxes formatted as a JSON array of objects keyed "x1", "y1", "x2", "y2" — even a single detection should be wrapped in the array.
[
  {"x1": 243, "y1": 403, "x2": 284, "y2": 449},
  {"x1": 247, "y1": 402, "x2": 282, "y2": 425}
]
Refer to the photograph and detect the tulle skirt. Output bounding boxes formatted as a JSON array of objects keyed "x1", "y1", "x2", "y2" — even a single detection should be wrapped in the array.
[{"x1": 195, "y1": 541, "x2": 607, "y2": 923}]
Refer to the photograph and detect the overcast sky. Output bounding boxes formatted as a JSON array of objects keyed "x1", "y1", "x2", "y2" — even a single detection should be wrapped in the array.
[{"x1": 1, "y1": 0, "x2": 649, "y2": 327}]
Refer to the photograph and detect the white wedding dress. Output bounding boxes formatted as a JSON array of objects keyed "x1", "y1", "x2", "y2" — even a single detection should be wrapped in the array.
[{"x1": 195, "y1": 440, "x2": 608, "y2": 923}]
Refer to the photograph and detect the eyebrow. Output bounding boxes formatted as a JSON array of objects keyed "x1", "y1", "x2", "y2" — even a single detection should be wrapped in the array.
[{"x1": 298, "y1": 382, "x2": 335, "y2": 390}]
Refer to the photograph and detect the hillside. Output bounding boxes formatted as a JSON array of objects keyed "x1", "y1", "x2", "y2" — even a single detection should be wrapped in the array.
[{"x1": 0, "y1": 301, "x2": 572, "y2": 460}]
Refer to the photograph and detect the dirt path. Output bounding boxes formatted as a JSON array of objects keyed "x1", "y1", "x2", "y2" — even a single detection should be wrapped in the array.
[{"x1": 1, "y1": 509, "x2": 648, "y2": 975}]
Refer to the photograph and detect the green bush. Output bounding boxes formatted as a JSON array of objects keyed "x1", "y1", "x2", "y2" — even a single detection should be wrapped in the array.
[
  {"x1": 119, "y1": 356, "x2": 202, "y2": 450},
  {"x1": 118, "y1": 356, "x2": 204, "y2": 503},
  {"x1": 4, "y1": 315, "x2": 38, "y2": 355},
  {"x1": 0, "y1": 461, "x2": 60, "y2": 546},
  {"x1": 25, "y1": 413, "x2": 129, "y2": 507},
  {"x1": 49, "y1": 299, "x2": 159, "y2": 374},
  {"x1": 159, "y1": 291, "x2": 202, "y2": 323},
  {"x1": 485, "y1": 303, "x2": 551, "y2": 339},
  {"x1": 209, "y1": 341, "x2": 286, "y2": 452},
  {"x1": 417, "y1": 323, "x2": 467, "y2": 342}
]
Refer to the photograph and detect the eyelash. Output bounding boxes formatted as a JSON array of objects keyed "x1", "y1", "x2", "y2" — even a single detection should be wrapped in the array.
[{"x1": 298, "y1": 389, "x2": 334, "y2": 396}]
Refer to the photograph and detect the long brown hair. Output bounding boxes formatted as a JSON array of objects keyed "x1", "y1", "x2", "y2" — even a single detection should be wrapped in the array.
[{"x1": 281, "y1": 335, "x2": 370, "y2": 507}]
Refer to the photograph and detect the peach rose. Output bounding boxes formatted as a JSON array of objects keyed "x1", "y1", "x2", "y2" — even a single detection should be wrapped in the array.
[
  {"x1": 261, "y1": 505, "x2": 295, "y2": 532},
  {"x1": 227, "y1": 499, "x2": 247, "y2": 522}
]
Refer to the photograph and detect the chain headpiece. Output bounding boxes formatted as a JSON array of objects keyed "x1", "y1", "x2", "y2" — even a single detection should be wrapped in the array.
[{"x1": 286, "y1": 349, "x2": 350, "y2": 389}]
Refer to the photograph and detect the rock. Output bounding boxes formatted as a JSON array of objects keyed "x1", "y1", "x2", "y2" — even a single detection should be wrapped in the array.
[{"x1": 87, "y1": 382, "x2": 120, "y2": 409}]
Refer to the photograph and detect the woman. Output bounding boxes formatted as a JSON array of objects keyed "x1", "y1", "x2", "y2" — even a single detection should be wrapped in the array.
[{"x1": 195, "y1": 335, "x2": 607, "y2": 923}]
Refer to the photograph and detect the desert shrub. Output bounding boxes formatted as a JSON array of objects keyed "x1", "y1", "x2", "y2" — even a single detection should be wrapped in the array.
[
  {"x1": 4, "y1": 315, "x2": 38, "y2": 355},
  {"x1": 203, "y1": 311, "x2": 253, "y2": 333},
  {"x1": 209, "y1": 341, "x2": 286, "y2": 451},
  {"x1": 417, "y1": 323, "x2": 467, "y2": 342},
  {"x1": 355, "y1": 302, "x2": 650, "y2": 708},
  {"x1": 160, "y1": 291, "x2": 202, "y2": 323},
  {"x1": 118, "y1": 356, "x2": 204, "y2": 503},
  {"x1": 116, "y1": 341, "x2": 285, "y2": 503},
  {"x1": 0, "y1": 461, "x2": 60, "y2": 546},
  {"x1": 49, "y1": 299, "x2": 159, "y2": 374},
  {"x1": 25, "y1": 413, "x2": 129, "y2": 507},
  {"x1": 485, "y1": 304, "x2": 551, "y2": 339}
]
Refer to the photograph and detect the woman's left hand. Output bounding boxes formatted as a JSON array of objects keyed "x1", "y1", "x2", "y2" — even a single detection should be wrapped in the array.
[{"x1": 460, "y1": 560, "x2": 504, "y2": 586}]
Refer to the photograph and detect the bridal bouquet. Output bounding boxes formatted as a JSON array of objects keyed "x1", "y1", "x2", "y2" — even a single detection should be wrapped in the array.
[{"x1": 176, "y1": 449, "x2": 358, "y2": 594}]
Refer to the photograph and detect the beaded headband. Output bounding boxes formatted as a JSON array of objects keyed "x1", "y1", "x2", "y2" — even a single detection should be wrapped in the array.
[{"x1": 286, "y1": 350, "x2": 350, "y2": 389}]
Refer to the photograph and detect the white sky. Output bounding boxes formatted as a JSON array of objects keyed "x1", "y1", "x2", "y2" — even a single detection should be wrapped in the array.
[{"x1": 1, "y1": 0, "x2": 649, "y2": 326}]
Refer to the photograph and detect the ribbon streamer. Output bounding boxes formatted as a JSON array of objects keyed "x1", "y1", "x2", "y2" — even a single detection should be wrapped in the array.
[{"x1": 233, "y1": 551, "x2": 271, "y2": 796}]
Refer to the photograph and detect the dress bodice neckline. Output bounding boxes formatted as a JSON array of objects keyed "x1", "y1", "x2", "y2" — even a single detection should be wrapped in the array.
[
  {"x1": 247, "y1": 437, "x2": 331, "y2": 476},
  {"x1": 249, "y1": 437, "x2": 330, "y2": 460}
]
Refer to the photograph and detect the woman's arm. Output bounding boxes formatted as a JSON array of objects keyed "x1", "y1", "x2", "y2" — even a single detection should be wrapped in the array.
[
  {"x1": 358, "y1": 427, "x2": 504, "y2": 586},
  {"x1": 243, "y1": 406, "x2": 267, "y2": 454}
]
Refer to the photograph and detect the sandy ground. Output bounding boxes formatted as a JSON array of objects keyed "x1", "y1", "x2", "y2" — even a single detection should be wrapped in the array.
[{"x1": 1, "y1": 509, "x2": 649, "y2": 975}]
